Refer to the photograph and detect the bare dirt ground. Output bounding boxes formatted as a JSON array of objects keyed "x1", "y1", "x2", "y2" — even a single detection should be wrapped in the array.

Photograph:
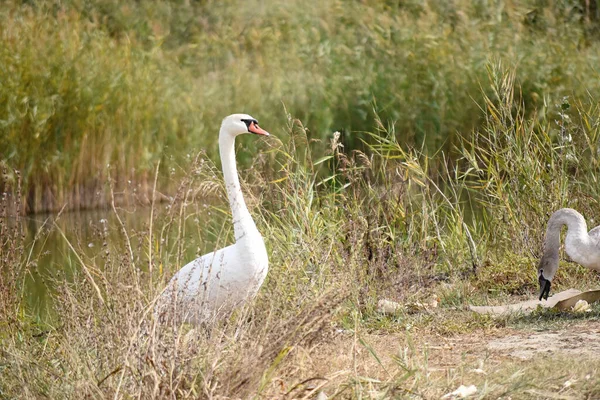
[
  {"x1": 303, "y1": 320, "x2": 599, "y2": 372},
  {"x1": 486, "y1": 322, "x2": 600, "y2": 360},
  {"x1": 282, "y1": 319, "x2": 600, "y2": 397}
]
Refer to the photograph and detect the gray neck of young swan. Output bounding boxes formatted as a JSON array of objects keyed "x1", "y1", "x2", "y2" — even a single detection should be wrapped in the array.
[
  {"x1": 540, "y1": 208, "x2": 588, "y2": 279},
  {"x1": 219, "y1": 131, "x2": 258, "y2": 242}
]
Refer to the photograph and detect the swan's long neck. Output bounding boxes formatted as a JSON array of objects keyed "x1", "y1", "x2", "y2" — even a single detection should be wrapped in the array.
[
  {"x1": 541, "y1": 208, "x2": 590, "y2": 275},
  {"x1": 219, "y1": 131, "x2": 258, "y2": 241}
]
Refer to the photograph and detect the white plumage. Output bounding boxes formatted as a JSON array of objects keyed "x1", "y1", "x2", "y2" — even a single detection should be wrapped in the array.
[
  {"x1": 538, "y1": 208, "x2": 600, "y2": 300},
  {"x1": 156, "y1": 114, "x2": 270, "y2": 324}
]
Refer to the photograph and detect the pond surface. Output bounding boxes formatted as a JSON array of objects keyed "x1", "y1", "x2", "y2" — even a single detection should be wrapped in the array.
[{"x1": 18, "y1": 203, "x2": 228, "y2": 319}]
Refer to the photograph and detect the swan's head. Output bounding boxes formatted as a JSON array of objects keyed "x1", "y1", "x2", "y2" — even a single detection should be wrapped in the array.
[
  {"x1": 538, "y1": 253, "x2": 558, "y2": 301},
  {"x1": 220, "y1": 114, "x2": 270, "y2": 138}
]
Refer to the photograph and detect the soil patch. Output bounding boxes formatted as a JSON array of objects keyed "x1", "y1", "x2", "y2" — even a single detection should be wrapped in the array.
[
  {"x1": 296, "y1": 320, "x2": 600, "y2": 379},
  {"x1": 487, "y1": 321, "x2": 600, "y2": 360}
]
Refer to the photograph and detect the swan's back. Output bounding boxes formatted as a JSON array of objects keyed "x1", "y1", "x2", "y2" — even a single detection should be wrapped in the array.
[
  {"x1": 590, "y1": 226, "x2": 600, "y2": 240},
  {"x1": 571, "y1": 221, "x2": 600, "y2": 270},
  {"x1": 590, "y1": 225, "x2": 600, "y2": 249},
  {"x1": 157, "y1": 238, "x2": 268, "y2": 323}
]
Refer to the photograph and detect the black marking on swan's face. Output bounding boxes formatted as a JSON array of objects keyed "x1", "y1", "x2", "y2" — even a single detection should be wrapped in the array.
[
  {"x1": 241, "y1": 118, "x2": 269, "y2": 136},
  {"x1": 538, "y1": 270, "x2": 551, "y2": 301},
  {"x1": 241, "y1": 118, "x2": 258, "y2": 130}
]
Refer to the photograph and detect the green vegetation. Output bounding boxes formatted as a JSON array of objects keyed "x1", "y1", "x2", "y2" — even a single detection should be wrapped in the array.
[
  {"x1": 2, "y1": 66, "x2": 600, "y2": 396},
  {"x1": 2, "y1": 0, "x2": 600, "y2": 398},
  {"x1": 2, "y1": 0, "x2": 600, "y2": 212}
]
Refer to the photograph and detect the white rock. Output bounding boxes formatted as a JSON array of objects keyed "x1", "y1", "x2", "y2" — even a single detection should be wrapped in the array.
[
  {"x1": 315, "y1": 391, "x2": 328, "y2": 400},
  {"x1": 377, "y1": 299, "x2": 402, "y2": 315},
  {"x1": 563, "y1": 378, "x2": 576, "y2": 388},
  {"x1": 441, "y1": 384, "x2": 477, "y2": 399},
  {"x1": 572, "y1": 299, "x2": 592, "y2": 313}
]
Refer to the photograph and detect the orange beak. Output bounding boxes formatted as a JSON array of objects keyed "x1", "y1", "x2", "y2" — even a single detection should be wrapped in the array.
[{"x1": 248, "y1": 121, "x2": 270, "y2": 136}]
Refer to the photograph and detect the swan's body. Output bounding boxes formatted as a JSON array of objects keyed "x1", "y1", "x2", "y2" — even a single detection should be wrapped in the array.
[
  {"x1": 156, "y1": 114, "x2": 269, "y2": 324},
  {"x1": 538, "y1": 208, "x2": 600, "y2": 300}
]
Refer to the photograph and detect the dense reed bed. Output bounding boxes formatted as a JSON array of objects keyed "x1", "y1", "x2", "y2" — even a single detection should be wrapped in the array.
[{"x1": 2, "y1": 0, "x2": 600, "y2": 212}]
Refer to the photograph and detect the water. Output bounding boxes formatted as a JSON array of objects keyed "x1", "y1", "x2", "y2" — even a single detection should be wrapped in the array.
[{"x1": 17, "y1": 203, "x2": 229, "y2": 319}]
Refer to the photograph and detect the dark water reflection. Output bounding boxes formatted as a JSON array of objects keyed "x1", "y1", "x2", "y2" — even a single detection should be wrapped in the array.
[{"x1": 21, "y1": 203, "x2": 226, "y2": 320}]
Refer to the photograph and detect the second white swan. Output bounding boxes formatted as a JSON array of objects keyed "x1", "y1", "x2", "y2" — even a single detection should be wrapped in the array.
[
  {"x1": 538, "y1": 208, "x2": 600, "y2": 300},
  {"x1": 156, "y1": 113, "x2": 270, "y2": 324}
]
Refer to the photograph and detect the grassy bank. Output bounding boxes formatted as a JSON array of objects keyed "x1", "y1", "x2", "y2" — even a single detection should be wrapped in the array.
[
  {"x1": 2, "y1": 67, "x2": 600, "y2": 397},
  {"x1": 2, "y1": 0, "x2": 600, "y2": 212}
]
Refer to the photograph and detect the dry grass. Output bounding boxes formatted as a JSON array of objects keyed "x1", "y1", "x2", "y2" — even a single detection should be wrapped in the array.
[{"x1": 2, "y1": 68, "x2": 600, "y2": 397}]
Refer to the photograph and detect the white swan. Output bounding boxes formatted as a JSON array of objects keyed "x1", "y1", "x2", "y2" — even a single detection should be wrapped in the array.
[
  {"x1": 538, "y1": 208, "x2": 600, "y2": 300},
  {"x1": 156, "y1": 114, "x2": 270, "y2": 324}
]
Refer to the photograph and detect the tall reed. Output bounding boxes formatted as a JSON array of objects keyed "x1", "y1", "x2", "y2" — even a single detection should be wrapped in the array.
[{"x1": 2, "y1": 0, "x2": 600, "y2": 212}]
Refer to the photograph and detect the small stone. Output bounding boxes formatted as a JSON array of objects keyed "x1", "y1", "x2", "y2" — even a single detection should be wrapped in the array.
[
  {"x1": 572, "y1": 299, "x2": 591, "y2": 313},
  {"x1": 377, "y1": 299, "x2": 402, "y2": 315},
  {"x1": 442, "y1": 384, "x2": 477, "y2": 399},
  {"x1": 315, "y1": 391, "x2": 328, "y2": 400}
]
